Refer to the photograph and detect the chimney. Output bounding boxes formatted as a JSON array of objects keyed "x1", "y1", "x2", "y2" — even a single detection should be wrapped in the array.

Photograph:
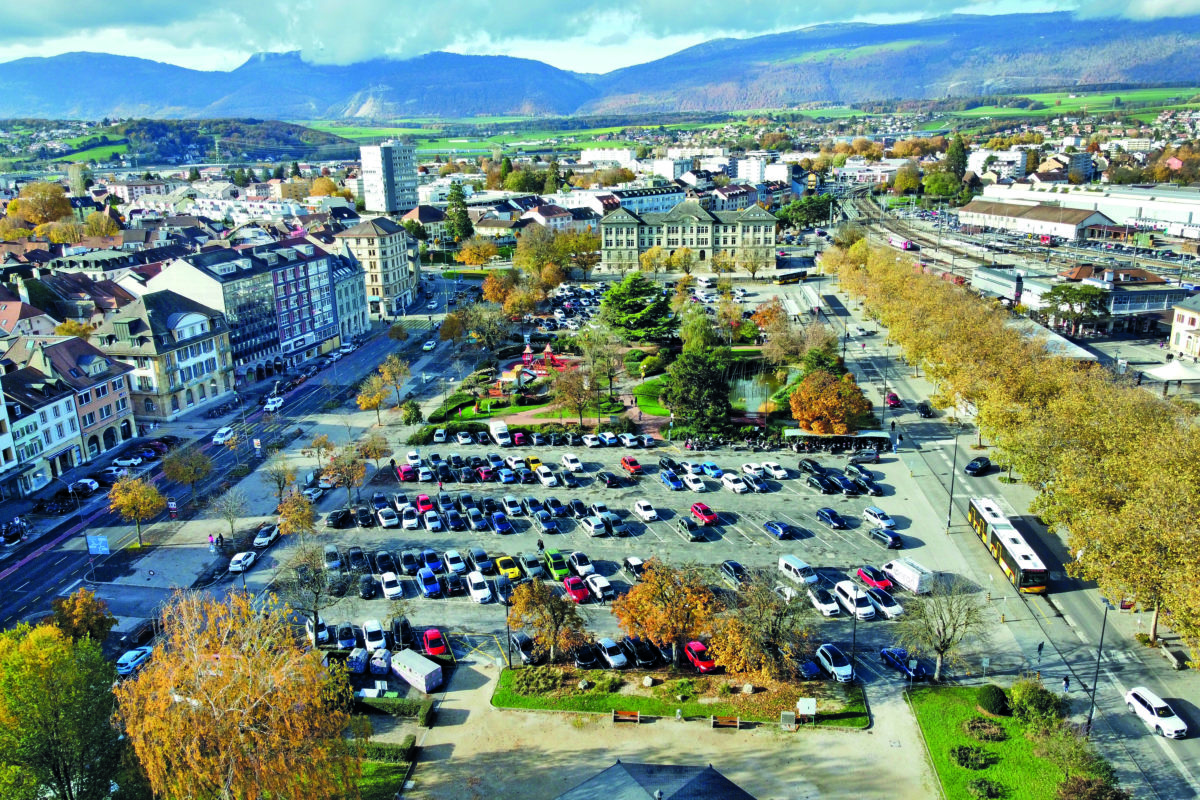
[
  {"x1": 1104, "y1": 270, "x2": 1115, "y2": 283},
  {"x1": 14, "y1": 275, "x2": 29, "y2": 304}
]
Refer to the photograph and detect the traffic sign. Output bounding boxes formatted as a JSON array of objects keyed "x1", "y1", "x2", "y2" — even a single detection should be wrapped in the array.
[{"x1": 86, "y1": 535, "x2": 110, "y2": 555}]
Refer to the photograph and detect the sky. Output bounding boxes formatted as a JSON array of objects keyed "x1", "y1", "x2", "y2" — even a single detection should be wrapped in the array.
[{"x1": 0, "y1": 0, "x2": 1196, "y2": 72}]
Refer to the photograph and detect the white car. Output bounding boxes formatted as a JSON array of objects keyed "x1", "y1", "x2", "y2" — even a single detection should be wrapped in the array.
[
  {"x1": 585, "y1": 574, "x2": 613, "y2": 602},
  {"x1": 432, "y1": 429, "x2": 447, "y2": 443},
  {"x1": 505, "y1": 455, "x2": 524, "y2": 470},
  {"x1": 418, "y1": 467, "x2": 433, "y2": 482},
  {"x1": 741, "y1": 463, "x2": 764, "y2": 478},
  {"x1": 535, "y1": 465, "x2": 557, "y2": 487},
  {"x1": 807, "y1": 586, "x2": 841, "y2": 617},
  {"x1": 381, "y1": 571, "x2": 403, "y2": 599},
  {"x1": 444, "y1": 550, "x2": 467, "y2": 574},
  {"x1": 598, "y1": 636, "x2": 626, "y2": 668},
  {"x1": 252, "y1": 524, "x2": 280, "y2": 548},
  {"x1": 423, "y1": 511, "x2": 443, "y2": 531},
  {"x1": 855, "y1": 325, "x2": 869, "y2": 336},
  {"x1": 422, "y1": 340, "x2": 436, "y2": 351},
  {"x1": 467, "y1": 570, "x2": 492, "y2": 603},
  {"x1": 406, "y1": 451, "x2": 421, "y2": 466},
  {"x1": 683, "y1": 474, "x2": 706, "y2": 492},
  {"x1": 212, "y1": 426, "x2": 234, "y2": 445},
  {"x1": 632, "y1": 500, "x2": 658, "y2": 521},
  {"x1": 865, "y1": 588, "x2": 903, "y2": 619},
  {"x1": 456, "y1": 431, "x2": 474, "y2": 445},
  {"x1": 114, "y1": 454, "x2": 143, "y2": 467},
  {"x1": 377, "y1": 508, "x2": 399, "y2": 528},
  {"x1": 561, "y1": 453, "x2": 583, "y2": 473},
  {"x1": 302, "y1": 487, "x2": 323, "y2": 503},
  {"x1": 582, "y1": 434, "x2": 601, "y2": 448},
  {"x1": 679, "y1": 460, "x2": 703, "y2": 475},
  {"x1": 833, "y1": 580, "x2": 876, "y2": 620},
  {"x1": 264, "y1": 396, "x2": 284, "y2": 413},
  {"x1": 816, "y1": 643, "x2": 854, "y2": 682},
  {"x1": 762, "y1": 462, "x2": 788, "y2": 479},
  {"x1": 362, "y1": 619, "x2": 386, "y2": 651},
  {"x1": 721, "y1": 474, "x2": 749, "y2": 493},
  {"x1": 116, "y1": 645, "x2": 154, "y2": 676},
  {"x1": 228, "y1": 551, "x2": 257, "y2": 573},
  {"x1": 1125, "y1": 687, "x2": 1188, "y2": 738},
  {"x1": 305, "y1": 616, "x2": 329, "y2": 644},
  {"x1": 401, "y1": 507, "x2": 420, "y2": 529},
  {"x1": 863, "y1": 506, "x2": 896, "y2": 530},
  {"x1": 427, "y1": 300, "x2": 438, "y2": 311},
  {"x1": 617, "y1": 433, "x2": 639, "y2": 447}
]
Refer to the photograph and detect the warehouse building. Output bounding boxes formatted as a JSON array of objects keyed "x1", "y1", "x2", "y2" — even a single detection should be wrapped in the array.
[{"x1": 958, "y1": 199, "x2": 1114, "y2": 240}]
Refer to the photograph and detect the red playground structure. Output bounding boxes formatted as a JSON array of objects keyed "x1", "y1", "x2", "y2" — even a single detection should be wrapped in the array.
[{"x1": 523, "y1": 343, "x2": 571, "y2": 376}]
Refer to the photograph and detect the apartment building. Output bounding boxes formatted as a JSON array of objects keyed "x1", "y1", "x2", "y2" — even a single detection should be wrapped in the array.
[
  {"x1": 600, "y1": 199, "x2": 777, "y2": 273},
  {"x1": 334, "y1": 217, "x2": 421, "y2": 319},
  {"x1": 2, "y1": 366, "x2": 84, "y2": 494},
  {"x1": 331, "y1": 255, "x2": 370, "y2": 342},
  {"x1": 361, "y1": 140, "x2": 418, "y2": 213}
]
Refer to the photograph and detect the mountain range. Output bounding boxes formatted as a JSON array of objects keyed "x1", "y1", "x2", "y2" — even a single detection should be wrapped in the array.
[{"x1": 2, "y1": 12, "x2": 1199, "y2": 119}]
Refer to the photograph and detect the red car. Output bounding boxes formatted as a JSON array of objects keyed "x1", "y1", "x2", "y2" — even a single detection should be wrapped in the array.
[
  {"x1": 397, "y1": 464, "x2": 416, "y2": 482},
  {"x1": 475, "y1": 466, "x2": 495, "y2": 482},
  {"x1": 415, "y1": 494, "x2": 434, "y2": 513},
  {"x1": 423, "y1": 627, "x2": 448, "y2": 656},
  {"x1": 857, "y1": 565, "x2": 893, "y2": 591},
  {"x1": 620, "y1": 456, "x2": 643, "y2": 476},
  {"x1": 563, "y1": 576, "x2": 589, "y2": 603},
  {"x1": 885, "y1": 392, "x2": 902, "y2": 408},
  {"x1": 690, "y1": 502, "x2": 718, "y2": 525},
  {"x1": 684, "y1": 641, "x2": 716, "y2": 673}
]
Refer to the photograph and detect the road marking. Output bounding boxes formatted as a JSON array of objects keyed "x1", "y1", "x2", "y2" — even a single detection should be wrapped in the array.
[{"x1": 59, "y1": 579, "x2": 82, "y2": 596}]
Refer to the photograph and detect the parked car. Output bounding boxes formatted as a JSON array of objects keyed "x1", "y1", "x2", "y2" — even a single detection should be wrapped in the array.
[
  {"x1": 683, "y1": 474, "x2": 706, "y2": 492},
  {"x1": 691, "y1": 503, "x2": 718, "y2": 525},
  {"x1": 563, "y1": 576, "x2": 589, "y2": 603},
  {"x1": 115, "y1": 645, "x2": 154, "y2": 677},
  {"x1": 863, "y1": 507, "x2": 896, "y2": 529},
  {"x1": 816, "y1": 643, "x2": 854, "y2": 682},
  {"x1": 866, "y1": 526, "x2": 903, "y2": 549},
  {"x1": 816, "y1": 507, "x2": 846, "y2": 529},
  {"x1": 719, "y1": 560, "x2": 749, "y2": 588},
  {"x1": 856, "y1": 565, "x2": 893, "y2": 591},
  {"x1": 808, "y1": 586, "x2": 840, "y2": 617},
  {"x1": 597, "y1": 637, "x2": 626, "y2": 668},
  {"x1": 880, "y1": 647, "x2": 927, "y2": 680},
  {"x1": 632, "y1": 500, "x2": 658, "y2": 521},
  {"x1": 684, "y1": 641, "x2": 716, "y2": 673}
]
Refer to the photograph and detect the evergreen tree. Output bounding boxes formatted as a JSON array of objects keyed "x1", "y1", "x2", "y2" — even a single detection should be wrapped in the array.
[
  {"x1": 290, "y1": 161, "x2": 301, "y2": 178},
  {"x1": 273, "y1": 165, "x2": 285, "y2": 180},
  {"x1": 187, "y1": 167, "x2": 201, "y2": 182},
  {"x1": 945, "y1": 134, "x2": 968, "y2": 180},
  {"x1": 446, "y1": 183, "x2": 473, "y2": 242},
  {"x1": 500, "y1": 157, "x2": 513, "y2": 181},
  {"x1": 543, "y1": 160, "x2": 562, "y2": 194}
]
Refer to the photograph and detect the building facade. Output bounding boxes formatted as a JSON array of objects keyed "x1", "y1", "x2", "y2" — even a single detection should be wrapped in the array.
[
  {"x1": 331, "y1": 255, "x2": 370, "y2": 342},
  {"x1": 334, "y1": 218, "x2": 421, "y2": 319},
  {"x1": 600, "y1": 200, "x2": 777, "y2": 273},
  {"x1": 2, "y1": 366, "x2": 85, "y2": 494},
  {"x1": 361, "y1": 140, "x2": 418, "y2": 213}
]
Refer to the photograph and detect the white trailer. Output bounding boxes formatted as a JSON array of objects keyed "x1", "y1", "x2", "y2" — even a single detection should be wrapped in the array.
[
  {"x1": 391, "y1": 648, "x2": 443, "y2": 693},
  {"x1": 882, "y1": 557, "x2": 935, "y2": 595}
]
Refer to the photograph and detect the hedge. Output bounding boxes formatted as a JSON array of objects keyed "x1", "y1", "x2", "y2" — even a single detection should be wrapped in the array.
[
  {"x1": 363, "y1": 735, "x2": 418, "y2": 764},
  {"x1": 355, "y1": 696, "x2": 435, "y2": 727}
]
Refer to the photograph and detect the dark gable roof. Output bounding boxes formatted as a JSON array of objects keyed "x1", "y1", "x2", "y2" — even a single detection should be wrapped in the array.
[
  {"x1": 3, "y1": 335, "x2": 133, "y2": 392},
  {"x1": 1, "y1": 365, "x2": 75, "y2": 411},
  {"x1": 91, "y1": 290, "x2": 227, "y2": 356},
  {"x1": 335, "y1": 216, "x2": 405, "y2": 238},
  {"x1": 555, "y1": 762, "x2": 755, "y2": 800},
  {"x1": 402, "y1": 205, "x2": 447, "y2": 224}
]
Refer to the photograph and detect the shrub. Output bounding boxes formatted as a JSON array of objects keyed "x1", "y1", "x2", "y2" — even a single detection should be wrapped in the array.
[
  {"x1": 511, "y1": 666, "x2": 562, "y2": 695},
  {"x1": 1133, "y1": 632, "x2": 1156, "y2": 647},
  {"x1": 949, "y1": 745, "x2": 997, "y2": 770},
  {"x1": 624, "y1": 349, "x2": 648, "y2": 365},
  {"x1": 977, "y1": 684, "x2": 1010, "y2": 716},
  {"x1": 717, "y1": 683, "x2": 734, "y2": 697},
  {"x1": 362, "y1": 735, "x2": 418, "y2": 763},
  {"x1": 354, "y1": 696, "x2": 435, "y2": 727},
  {"x1": 966, "y1": 777, "x2": 1005, "y2": 799},
  {"x1": 639, "y1": 355, "x2": 664, "y2": 377},
  {"x1": 1055, "y1": 776, "x2": 1131, "y2": 800},
  {"x1": 963, "y1": 717, "x2": 1008, "y2": 742},
  {"x1": 1009, "y1": 675, "x2": 1065, "y2": 731},
  {"x1": 228, "y1": 464, "x2": 251, "y2": 478}
]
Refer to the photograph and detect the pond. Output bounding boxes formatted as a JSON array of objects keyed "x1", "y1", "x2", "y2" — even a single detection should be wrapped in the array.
[{"x1": 730, "y1": 365, "x2": 799, "y2": 415}]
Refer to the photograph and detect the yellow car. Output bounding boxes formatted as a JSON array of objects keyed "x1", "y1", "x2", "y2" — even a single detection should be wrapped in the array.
[
  {"x1": 495, "y1": 554, "x2": 521, "y2": 581},
  {"x1": 525, "y1": 456, "x2": 543, "y2": 471}
]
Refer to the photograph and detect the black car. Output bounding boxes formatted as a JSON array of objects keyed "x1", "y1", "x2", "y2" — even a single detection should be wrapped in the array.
[
  {"x1": 855, "y1": 477, "x2": 884, "y2": 497},
  {"x1": 325, "y1": 508, "x2": 353, "y2": 529},
  {"x1": 467, "y1": 546, "x2": 494, "y2": 574},
  {"x1": 798, "y1": 458, "x2": 824, "y2": 476},
  {"x1": 375, "y1": 550, "x2": 398, "y2": 575},
  {"x1": 522, "y1": 497, "x2": 544, "y2": 515},
  {"x1": 744, "y1": 474, "x2": 769, "y2": 493},
  {"x1": 568, "y1": 498, "x2": 588, "y2": 518},
  {"x1": 964, "y1": 457, "x2": 992, "y2": 476},
  {"x1": 566, "y1": 433, "x2": 583, "y2": 446},
  {"x1": 805, "y1": 474, "x2": 836, "y2": 494},
  {"x1": 598, "y1": 471, "x2": 621, "y2": 488},
  {"x1": 354, "y1": 507, "x2": 375, "y2": 527},
  {"x1": 719, "y1": 560, "x2": 749, "y2": 588},
  {"x1": 391, "y1": 617, "x2": 416, "y2": 651},
  {"x1": 449, "y1": 454, "x2": 465, "y2": 469},
  {"x1": 573, "y1": 642, "x2": 602, "y2": 669},
  {"x1": 474, "y1": 431, "x2": 490, "y2": 445},
  {"x1": 619, "y1": 636, "x2": 660, "y2": 669},
  {"x1": 481, "y1": 497, "x2": 500, "y2": 515},
  {"x1": 347, "y1": 546, "x2": 369, "y2": 573},
  {"x1": 358, "y1": 575, "x2": 377, "y2": 599},
  {"x1": 559, "y1": 470, "x2": 579, "y2": 489},
  {"x1": 916, "y1": 401, "x2": 935, "y2": 419},
  {"x1": 457, "y1": 493, "x2": 477, "y2": 512},
  {"x1": 659, "y1": 456, "x2": 681, "y2": 472},
  {"x1": 548, "y1": 433, "x2": 566, "y2": 447},
  {"x1": 829, "y1": 474, "x2": 859, "y2": 496},
  {"x1": 445, "y1": 509, "x2": 467, "y2": 531},
  {"x1": 866, "y1": 526, "x2": 903, "y2": 549},
  {"x1": 399, "y1": 549, "x2": 420, "y2": 575},
  {"x1": 441, "y1": 573, "x2": 466, "y2": 597},
  {"x1": 844, "y1": 463, "x2": 873, "y2": 481},
  {"x1": 436, "y1": 464, "x2": 454, "y2": 483}
]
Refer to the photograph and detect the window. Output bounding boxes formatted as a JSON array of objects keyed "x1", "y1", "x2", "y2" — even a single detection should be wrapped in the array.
[
  {"x1": 79, "y1": 391, "x2": 91, "y2": 405},
  {"x1": 82, "y1": 412, "x2": 96, "y2": 427},
  {"x1": 55, "y1": 423, "x2": 64, "y2": 438},
  {"x1": 111, "y1": 377, "x2": 125, "y2": 392},
  {"x1": 95, "y1": 384, "x2": 109, "y2": 399},
  {"x1": 115, "y1": 398, "x2": 128, "y2": 412},
  {"x1": 68, "y1": 417, "x2": 76, "y2": 432},
  {"x1": 99, "y1": 405, "x2": 112, "y2": 420},
  {"x1": 39, "y1": 410, "x2": 47, "y2": 424}
]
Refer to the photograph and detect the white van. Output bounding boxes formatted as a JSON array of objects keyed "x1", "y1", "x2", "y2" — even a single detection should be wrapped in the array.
[
  {"x1": 696, "y1": 276, "x2": 714, "y2": 288},
  {"x1": 882, "y1": 557, "x2": 935, "y2": 594},
  {"x1": 778, "y1": 555, "x2": 818, "y2": 585}
]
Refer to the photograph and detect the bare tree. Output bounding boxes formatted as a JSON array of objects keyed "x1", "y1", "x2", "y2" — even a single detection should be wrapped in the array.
[
  {"x1": 894, "y1": 576, "x2": 990, "y2": 681},
  {"x1": 212, "y1": 489, "x2": 248, "y2": 541}
]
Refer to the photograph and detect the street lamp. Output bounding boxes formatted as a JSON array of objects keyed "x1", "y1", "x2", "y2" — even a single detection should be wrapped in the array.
[
  {"x1": 37, "y1": 472, "x2": 81, "y2": 514},
  {"x1": 1086, "y1": 598, "x2": 1114, "y2": 737},
  {"x1": 946, "y1": 423, "x2": 962, "y2": 531},
  {"x1": 850, "y1": 591, "x2": 860, "y2": 680}
]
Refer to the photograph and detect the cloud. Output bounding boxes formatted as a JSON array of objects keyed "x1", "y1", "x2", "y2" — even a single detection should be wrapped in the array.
[{"x1": 0, "y1": 0, "x2": 1194, "y2": 70}]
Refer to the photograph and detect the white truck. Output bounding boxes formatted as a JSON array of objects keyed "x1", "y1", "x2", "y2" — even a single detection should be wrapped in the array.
[
  {"x1": 391, "y1": 647, "x2": 443, "y2": 693},
  {"x1": 489, "y1": 420, "x2": 511, "y2": 447},
  {"x1": 882, "y1": 557, "x2": 935, "y2": 594}
]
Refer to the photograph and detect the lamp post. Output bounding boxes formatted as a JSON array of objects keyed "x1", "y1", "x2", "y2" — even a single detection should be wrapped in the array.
[
  {"x1": 946, "y1": 423, "x2": 961, "y2": 531},
  {"x1": 1086, "y1": 599, "x2": 1114, "y2": 737},
  {"x1": 850, "y1": 592, "x2": 860, "y2": 680},
  {"x1": 38, "y1": 472, "x2": 81, "y2": 515}
]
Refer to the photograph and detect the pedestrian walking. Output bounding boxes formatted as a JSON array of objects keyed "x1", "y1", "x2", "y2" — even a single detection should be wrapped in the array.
[
  {"x1": 217, "y1": 533, "x2": 224, "y2": 549},
  {"x1": 207, "y1": 533, "x2": 214, "y2": 546},
  {"x1": 437, "y1": 480, "x2": 443, "y2": 491},
  {"x1": 638, "y1": 410, "x2": 643, "y2": 421},
  {"x1": 536, "y1": 538, "x2": 545, "y2": 553},
  {"x1": 1062, "y1": 676, "x2": 1070, "y2": 692},
  {"x1": 1037, "y1": 641, "x2": 1044, "y2": 662}
]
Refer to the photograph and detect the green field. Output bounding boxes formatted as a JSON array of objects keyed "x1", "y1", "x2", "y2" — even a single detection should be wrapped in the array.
[
  {"x1": 304, "y1": 122, "x2": 440, "y2": 140},
  {"x1": 782, "y1": 39, "x2": 932, "y2": 64},
  {"x1": 948, "y1": 86, "x2": 1200, "y2": 119},
  {"x1": 55, "y1": 143, "x2": 128, "y2": 163}
]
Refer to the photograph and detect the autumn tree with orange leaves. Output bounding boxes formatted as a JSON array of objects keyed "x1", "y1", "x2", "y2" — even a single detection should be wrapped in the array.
[
  {"x1": 115, "y1": 591, "x2": 360, "y2": 800},
  {"x1": 706, "y1": 575, "x2": 813, "y2": 679},
  {"x1": 789, "y1": 370, "x2": 873, "y2": 434},
  {"x1": 612, "y1": 559, "x2": 718, "y2": 663},
  {"x1": 481, "y1": 269, "x2": 518, "y2": 304},
  {"x1": 506, "y1": 580, "x2": 588, "y2": 662},
  {"x1": 51, "y1": 586, "x2": 117, "y2": 642}
]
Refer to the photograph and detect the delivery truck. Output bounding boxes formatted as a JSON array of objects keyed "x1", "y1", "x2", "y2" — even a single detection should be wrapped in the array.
[{"x1": 489, "y1": 420, "x2": 511, "y2": 447}]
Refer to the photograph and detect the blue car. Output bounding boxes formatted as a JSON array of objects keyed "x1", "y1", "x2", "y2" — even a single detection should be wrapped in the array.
[
  {"x1": 495, "y1": 575, "x2": 514, "y2": 603},
  {"x1": 701, "y1": 462, "x2": 723, "y2": 478},
  {"x1": 498, "y1": 468, "x2": 517, "y2": 484},
  {"x1": 660, "y1": 469, "x2": 684, "y2": 490},
  {"x1": 880, "y1": 647, "x2": 928, "y2": 681},
  {"x1": 417, "y1": 567, "x2": 441, "y2": 598},
  {"x1": 816, "y1": 507, "x2": 846, "y2": 529},
  {"x1": 534, "y1": 509, "x2": 558, "y2": 533},
  {"x1": 763, "y1": 520, "x2": 792, "y2": 539},
  {"x1": 421, "y1": 547, "x2": 443, "y2": 573},
  {"x1": 491, "y1": 512, "x2": 513, "y2": 534}
]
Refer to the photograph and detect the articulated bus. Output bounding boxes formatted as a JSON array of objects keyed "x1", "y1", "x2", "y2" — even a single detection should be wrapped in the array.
[
  {"x1": 773, "y1": 270, "x2": 808, "y2": 285},
  {"x1": 966, "y1": 497, "x2": 1049, "y2": 593},
  {"x1": 887, "y1": 234, "x2": 914, "y2": 250}
]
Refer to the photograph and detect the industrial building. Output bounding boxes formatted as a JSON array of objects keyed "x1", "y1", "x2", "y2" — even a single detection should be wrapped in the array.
[
  {"x1": 982, "y1": 183, "x2": 1200, "y2": 233},
  {"x1": 958, "y1": 199, "x2": 1113, "y2": 240}
]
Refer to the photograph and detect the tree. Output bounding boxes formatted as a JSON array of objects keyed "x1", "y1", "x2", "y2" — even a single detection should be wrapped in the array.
[
  {"x1": 832, "y1": 222, "x2": 866, "y2": 249},
  {"x1": 114, "y1": 592, "x2": 359, "y2": 800},
  {"x1": 894, "y1": 577, "x2": 989, "y2": 681},
  {"x1": 945, "y1": 133, "x2": 968, "y2": 180},
  {"x1": 576, "y1": 326, "x2": 624, "y2": 400},
  {"x1": 188, "y1": 167, "x2": 202, "y2": 182},
  {"x1": 542, "y1": 160, "x2": 561, "y2": 194},
  {"x1": 309, "y1": 176, "x2": 337, "y2": 196},
  {"x1": 276, "y1": 490, "x2": 316, "y2": 539},
  {"x1": 662, "y1": 349, "x2": 732, "y2": 430},
  {"x1": 402, "y1": 219, "x2": 427, "y2": 240},
  {"x1": 0, "y1": 624, "x2": 121, "y2": 800},
  {"x1": 710, "y1": 250, "x2": 736, "y2": 278},
  {"x1": 669, "y1": 247, "x2": 695, "y2": 276},
  {"x1": 751, "y1": 297, "x2": 787, "y2": 330},
  {"x1": 612, "y1": 559, "x2": 718, "y2": 663},
  {"x1": 161, "y1": 447, "x2": 212, "y2": 507},
  {"x1": 327, "y1": 447, "x2": 366, "y2": 509},
  {"x1": 290, "y1": 161, "x2": 302, "y2": 177},
  {"x1": 8, "y1": 182, "x2": 71, "y2": 226},
  {"x1": 445, "y1": 182, "x2": 473, "y2": 241},
  {"x1": 358, "y1": 431, "x2": 391, "y2": 470},
  {"x1": 1040, "y1": 283, "x2": 1108, "y2": 334},
  {"x1": 212, "y1": 489, "x2": 248, "y2": 542},
  {"x1": 400, "y1": 400, "x2": 424, "y2": 425},
  {"x1": 275, "y1": 543, "x2": 336, "y2": 644},
  {"x1": 378, "y1": 354, "x2": 411, "y2": 406},
  {"x1": 481, "y1": 269, "x2": 518, "y2": 303},
  {"x1": 108, "y1": 476, "x2": 166, "y2": 546},
  {"x1": 598, "y1": 272, "x2": 675, "y2": 340},
  {"x1": 639, "y1": 245, "x2": 667, "y2": 279},
  {"x1": 507, "y1": 580, "x2": 587, "y2": 662},
  {"x1": 922, "y1": 170, "x2": 960, "y2": 197},
  {"x1": 309, "y1": 433, "x2": 334, "y2": 473},
  {"x1": 262, "y1": 456, "x2": 297, "y2": 506},
  {"x1": 551, "y1": 367, "x2": 592, "y2": 425},
  {"x1": 707, "y1": 576, "x2": 812, "y2": 678},
  {"x1": 54, "y1": 319, "x2": 93, "y2": 340},
  {"x1": 460, "y1": 303, "x2": 512, "y2": 350},
  {"x1": 456, "y1": 236, "x2": 498, "y2": 266},
  {"x1": 387, "y1": 322, "x2": 408, "y2": 342},
  {"x1": 50, "y1": 587, "x2": 116, "y2": 643},
  {"x1": 356, "y1": 373, "x2": 390, "y2": 426},
  {"x1": 893, "y1": 161, "x2": 922, "y2": 194},
  {"x1": 83, "y1": 211, "x2": 119, "y2": 237},
  {"x1": 788, "y1": 370, "x2": 872, "y2": 435},
  {"x1": 513, "y1": 224, "x2": 563, "y2": 283},
  {"x1": 679, "y1": 306, "x2": 720, "y2": 354}
]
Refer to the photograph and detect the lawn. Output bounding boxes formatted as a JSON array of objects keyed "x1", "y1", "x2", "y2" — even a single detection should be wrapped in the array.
[
  {"x1": 948, "y1": 86, "x2": 1200, "y2": 119},
  {"x1": 456, "y1": 399, "x2": 552, "y2": 420},
  {"x1": 908, "y1": 686, "x2": 1064, "y2": 800},
  {"x1": 634, "y1": 377, "x2": 671, "y2": 417},
  {"x1": 358, "y1": 761, "x2": 410, "y2": 800},
  {"x1": 56, "y1": 143, "x2": 127, "y2": 163},
  {"x1": 492, "y1": 666, "x2": 869, "y2": 728}
]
